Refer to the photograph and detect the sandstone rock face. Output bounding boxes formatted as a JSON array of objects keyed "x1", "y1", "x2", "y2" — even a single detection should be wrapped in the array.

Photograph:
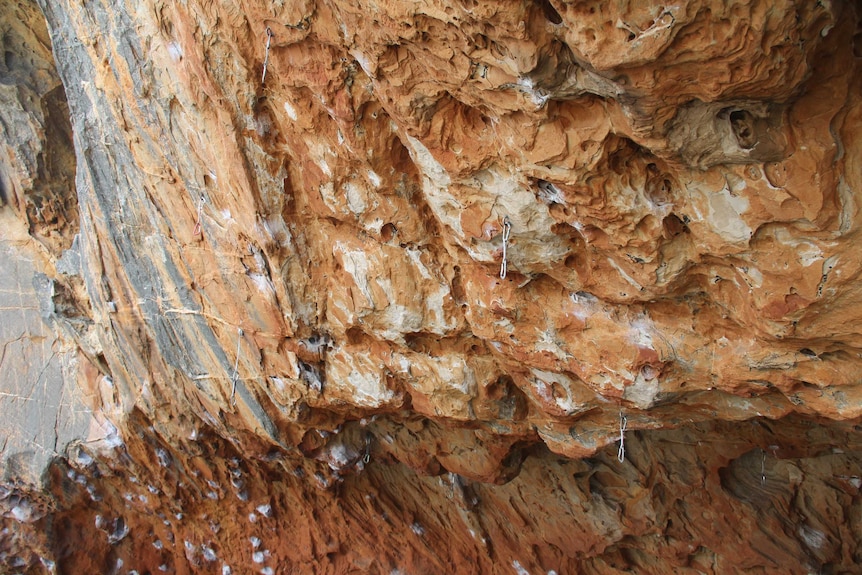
[{"x1": 2, "y1": 0, "x2": 862, "y2": 572}]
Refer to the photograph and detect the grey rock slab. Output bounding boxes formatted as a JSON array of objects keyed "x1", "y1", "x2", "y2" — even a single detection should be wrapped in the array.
[{"x1": 0, "y1": 210, "x2": 91, "y2": 485}]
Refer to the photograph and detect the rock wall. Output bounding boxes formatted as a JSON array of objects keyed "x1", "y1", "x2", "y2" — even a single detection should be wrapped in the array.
[{"x1": 2, "y1": 0, "x2": 862, "y2": 573}]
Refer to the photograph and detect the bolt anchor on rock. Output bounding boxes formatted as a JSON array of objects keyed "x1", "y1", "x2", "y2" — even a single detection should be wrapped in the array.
[
  {"x1": 617, "y1": 411, "x2": 628, "y2": 463},
  {"x1": 261, "y1": 27, "x2": 273, "y2": 85},
  {"x1": 192, "y1": 195, "x2": 205, "y2": 236},
  {"x1": 500, "y1": 216, "x2": 512, "y2": 279},
  {"x1": 230, "y1": 327, "x2": 244, "y2": 406}
]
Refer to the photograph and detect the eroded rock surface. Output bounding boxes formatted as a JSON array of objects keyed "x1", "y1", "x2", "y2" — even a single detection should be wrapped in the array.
[{"x1": 2, "y1": 0, "x2": 862, "y2": 573}]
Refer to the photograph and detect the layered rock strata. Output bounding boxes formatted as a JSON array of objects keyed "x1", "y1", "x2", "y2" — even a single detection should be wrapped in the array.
[{"x1": 2, "y1": 0, "x2": 862, "y2": 573}]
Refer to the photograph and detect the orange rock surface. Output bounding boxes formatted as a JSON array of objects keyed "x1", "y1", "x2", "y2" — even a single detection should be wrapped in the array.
[{"x1": 2, "y1": 0, "x2": 862, "y2": 573}]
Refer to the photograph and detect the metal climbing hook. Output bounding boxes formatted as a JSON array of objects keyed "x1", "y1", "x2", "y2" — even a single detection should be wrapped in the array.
[
  {"x1": 363, "y1": 435, "x2": 371, "y2": 464},
  {"x1": 500, "y1": 216, "x2": 511, "y2": 279},
  {"x1": 261, "y1": 27, "x2": 273, "y2": 85},
  {"x1": 192, "y1": 195, "x2": 205, "y2": 236},
  {"x1": 230, "y1": 327, "x2": 244, "y2": 406},
  {"x1": 617, "y1": 411, "x2": 628, "y2": 463}
]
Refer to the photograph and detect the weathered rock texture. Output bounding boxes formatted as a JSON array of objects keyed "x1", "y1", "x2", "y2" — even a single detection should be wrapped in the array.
[{"x1": 2, "y1": 0, "x2": 862, "y2": 572}]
